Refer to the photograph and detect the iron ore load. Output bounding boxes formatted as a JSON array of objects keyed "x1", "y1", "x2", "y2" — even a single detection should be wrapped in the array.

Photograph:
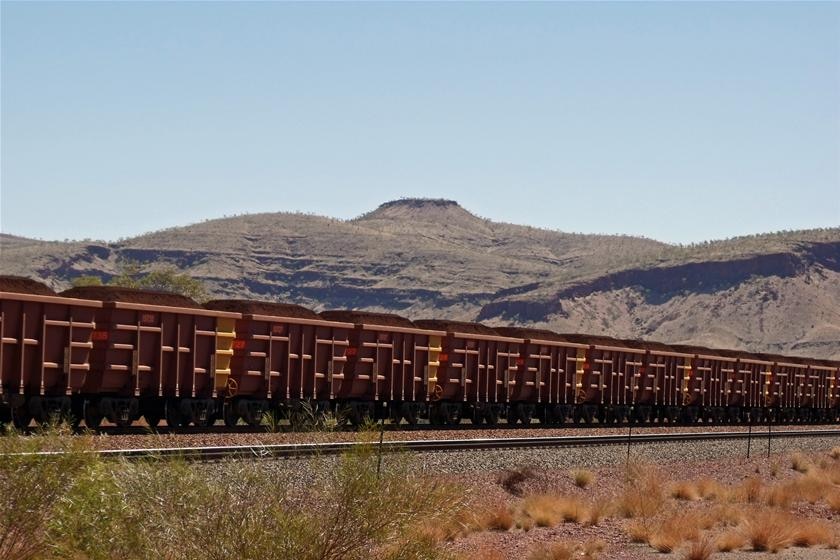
[{"x1": 1, "y1": 276, "x2": 838, "y2": 429}]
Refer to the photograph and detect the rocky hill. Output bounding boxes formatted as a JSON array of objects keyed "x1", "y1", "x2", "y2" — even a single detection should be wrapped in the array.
[{"x1": 1, "y1": 199, "x2": 838, "y2": 359}]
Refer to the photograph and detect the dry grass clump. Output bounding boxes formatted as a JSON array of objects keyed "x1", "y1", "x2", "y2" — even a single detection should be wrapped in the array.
[
  {"x1": 790, "y1": 452, "x2": 811, "y2": 473},
  {"x1": 617, "y1": 461, "x2": 664, "y2": 519},
  {"x1": 695, "y1": 478, "x2": 727, "y2": 501},
  {"x1": 527, "y1": 539, "x2": 605, "y2": 560},
  {"x1": 683, "y1": 537, "x2": 715, "y2": 560},
  {"x1": 482, "y1": 502, "x2": 515, "y2": 531},
  {"x1": 790, "y1": 520, "x2": 834, "y2": 547},
  {"x1": 716, "y1": 529, "x2": 746, "y2": 552},
  {"x1": 670, "y1": 481, "x2": 700, "y2": 501},
  {"x1": 648, "y1": 523, "x2": 683, "y2": 553},
  {"x1": 626, "y1": 520, "x2": 651, "y2": 543},
  {"x1": 710, "y1": 505, "x2": 743, "y2": 527},
  {"x1": 585, "y1": 498, "x2": 611, "y2": 526},
  {"x1": 497, "y1": 465, "x2": 537, "y2": 496},
  {"x1": 527, "y1": 541, "x2": 575, "y2": 560},
  {"x1": 733, "y1": 477, "x2": 763, "y2": 503},
  {"x1": 521, "y1": 494, "x2": 590, "y2": 527},
  {"x1": 580, "y1": 539, "x2": 606, "y2": 559},
  {"x1": 571, "y1": 469, "x2": 594, "y2": 488},
  {"x1": 830, "y1": 447, "x2": 840, "y2": 460},
  {"x1": 743, "y1": 510, "x2": 796, "y2": 552},
  {"x1": 462, "y1": 546, "x2": 506, "y2": 560},
  {"x1": 827, "y1": 491, "x2": 840, "y2": 513}
]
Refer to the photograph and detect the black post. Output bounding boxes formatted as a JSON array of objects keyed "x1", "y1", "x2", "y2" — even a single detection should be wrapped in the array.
[
  {"x1": 767, "y1": 413, "x2": 772, "y2": 459},
  {"x1": 746, "y1": 418, "x2": 752, "y2": 459},
  {"x1": 626, "y1": 423, "x2": 632, "y2": 465},
  {"x1": 377, "y1": 415, "x2": 385, "y2": 479}
]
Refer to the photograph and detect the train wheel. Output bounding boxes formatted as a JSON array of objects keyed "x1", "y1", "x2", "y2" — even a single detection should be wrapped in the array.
[
  {"x1": 223, "y1": 402, "x2": 240, "y2": 427},
  {"x1": 83, "y1": 400, "x2": 103, "y2": 430},
  {"x1": 507, "y1": 406, "x2": 520, "y2": 425},
  {"x1": 401, "y1": 403, "x2": 419, "y2": 427},
  {"x1": 11, "y1": 403, "x2": 31, "y2": 430},
  {"x1": 144, "y1": 411, "x2": 162, "y2": 429},
  {"x1": 470, "y1": 407, "x2": 484, "y2": 425},
  {"x1": 444, "y1": 404, "x2": 462, "y2": 426},
  {"x1": 165, "y1": 400, "x2": 184, "y2": 428},
  {"x1": 485, "y1": 407, "x2": 500, "y2": 426}
]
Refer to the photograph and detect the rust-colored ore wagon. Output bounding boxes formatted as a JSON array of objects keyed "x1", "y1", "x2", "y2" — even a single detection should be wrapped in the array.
[
  {"x1": 0, "y1": 278, "x2": 101, "y2": 428},
  {"x1": 412, "y1": 320, "x2": 518, "y2": 426},
  {"x1": 493, "y1": 327, "x2": 586, "y2": 425},
  {"x1": 60, "y1": 287, "x2": 238, "y2": 427},
  {"x1": 550, "y1": 334, "x2": 650, "y2": 424},
  {"x1": 204, "y1": 300, "x2": 353, "y2": 427},
  {"x1": 319, "y1": 311, "x2": 444, "y2": 426}
]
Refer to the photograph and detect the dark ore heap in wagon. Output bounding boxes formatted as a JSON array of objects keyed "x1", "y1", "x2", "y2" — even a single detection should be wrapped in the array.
[{"x1": 60, "y1": 286, "x2": 201, "y2": 309}]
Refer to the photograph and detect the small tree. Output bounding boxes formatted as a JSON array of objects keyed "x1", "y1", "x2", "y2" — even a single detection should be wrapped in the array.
[{"x1": 72, "y1": 261, "x2": 208, "y2": 302}]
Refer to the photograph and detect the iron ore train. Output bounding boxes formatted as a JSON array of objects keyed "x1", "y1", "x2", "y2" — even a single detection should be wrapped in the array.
[{"x1": 1, "y1": 276, "x2": 838, "y2": 429}]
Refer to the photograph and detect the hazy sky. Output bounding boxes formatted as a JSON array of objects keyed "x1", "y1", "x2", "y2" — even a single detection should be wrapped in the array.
[{"x1": 2, "y1": 2, "x2": 838, "y2": 244}]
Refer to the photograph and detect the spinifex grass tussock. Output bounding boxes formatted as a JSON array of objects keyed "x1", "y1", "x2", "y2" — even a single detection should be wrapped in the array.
[
  {"x1": 584, "y1": 498, "x2": 611, "y2": 526},
  {"x1": 528, "y1": 539, "x2": 606, "y2": 560},
  {"x1": 742, "y1": 510, "x2": 796, "y2": 552},
  {"x1": 715, "y1": 529, "x2": 746, "y2": 552},
  {"x1": 830, "y1": 447, "x2": 840, "y2": 460},
  {"x1": 695, "y1": 478, "x2": 727, "y2": 501},
  {"x1": 482, "y1": 502, "x2": 515, "y2": 531},
  {"x1": 682, "y1": 537, "x2": 715, "y2": 560},
  {"x1": 461, "y1": 546, "x2": 505, "y2": 560},
  {"x1": 527, "y1": 541, "x2": 575, "y2": 560},
  {"x1": 571, "y1": 469, "x2": 594, "y2": 488},
  {"x1": 790, "y1": 452, "x2": 811, "y2": 473},
  {"x1": 521, "y1": 494, "x2": 587, "y2": 527},
  {"x1": 790, "y1": 519, "x2": 834, "y2": 548},
  {"x1": 2, "y1": 428, "x2": 464, "y2": 560},
  {"x1": 827, "y1": 491, "x2": 840, "y2": 513},
  {"x1": 733, "y1": 477, "x2": 763, "y2": 504},
  {"x1": 617, "y1": 460, "x2": 664, "y2": 519},
  {"x1": 670, "y1": 481, "x2": 700, "y2": 501}
]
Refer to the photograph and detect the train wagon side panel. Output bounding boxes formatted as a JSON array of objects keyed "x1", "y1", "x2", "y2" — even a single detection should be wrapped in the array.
[{"x1": 0, "y1": 293, "x2": 101, "y2": 400}]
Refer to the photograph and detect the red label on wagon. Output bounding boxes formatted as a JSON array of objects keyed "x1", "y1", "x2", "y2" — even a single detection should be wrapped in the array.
[
  {"x1": 272, "y1": 324, "x2": 286, "y2": 336},
  {"x1": 140, "y1": 313, "x2": 157, "y2": 324}
]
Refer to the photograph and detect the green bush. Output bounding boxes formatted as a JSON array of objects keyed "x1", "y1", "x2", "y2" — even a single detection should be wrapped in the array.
[{"x1": 0, "y1": 429, "x2": 460, "y2": 560}]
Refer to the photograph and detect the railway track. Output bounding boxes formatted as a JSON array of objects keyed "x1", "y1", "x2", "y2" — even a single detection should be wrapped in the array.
[{"x1": 85, "y1": 428, "x2": 840, "y2": 462}]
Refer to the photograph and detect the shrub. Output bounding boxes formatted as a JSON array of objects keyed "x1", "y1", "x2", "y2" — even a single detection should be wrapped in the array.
[
  {"x1": 3, "y1": 429, "x2": 463, "y2": 560},
  {"x1": 571, "y1": 469, "x2": 594, "y2": 488},
  {"x1": 0, "y1": 425, "x2": 97, "y2": 560},
  {"x1": 497, "y1": 465, "x2": 537, "y2": 496}
]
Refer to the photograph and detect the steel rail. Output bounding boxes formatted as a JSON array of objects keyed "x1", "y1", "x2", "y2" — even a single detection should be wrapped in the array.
[{"x1": 85, "y1": 429, "x2": 840, "y2": 462}]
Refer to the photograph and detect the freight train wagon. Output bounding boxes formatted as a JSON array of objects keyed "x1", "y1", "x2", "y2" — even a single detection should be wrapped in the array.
[{"x1": 1, "y1": 278, "x2": 839, "y2": 428}]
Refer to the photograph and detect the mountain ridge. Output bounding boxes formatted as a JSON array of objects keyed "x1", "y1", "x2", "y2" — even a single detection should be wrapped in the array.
[{"x1": 1, "y1": 199, "x2": 838, "y2": 359}]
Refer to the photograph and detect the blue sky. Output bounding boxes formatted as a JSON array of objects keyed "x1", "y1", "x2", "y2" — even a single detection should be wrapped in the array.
[{"x1": 1, "y1": 2, "x2": 838, "y2": 244}]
